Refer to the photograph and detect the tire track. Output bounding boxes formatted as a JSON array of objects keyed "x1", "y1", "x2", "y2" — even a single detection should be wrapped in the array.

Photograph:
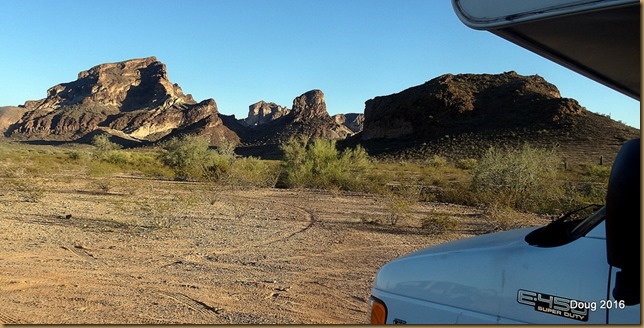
[
  {"x1": 261, "y1": 204, "x2": 316, "y2": 246},
  {"x1": 155, "y1": 291, "x2": 223, "y2": 317},
  {"x1": 211, "y1": 195, "x2": 317, "y2": 255},
  {"x1": 61, "y1": 245, "x2": 98, "y2": 262},
  {"x1": 0, "y1": 312, "x2": 20, "y2": 324}
]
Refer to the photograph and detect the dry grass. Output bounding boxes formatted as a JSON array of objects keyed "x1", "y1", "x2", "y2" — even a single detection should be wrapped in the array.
[{"x1": 0, "y1": 140, "x2": 558, "y2": 324}]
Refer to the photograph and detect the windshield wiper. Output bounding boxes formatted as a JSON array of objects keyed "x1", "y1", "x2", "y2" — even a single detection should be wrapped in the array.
[{"x1": 525, "y1": 204, "x2": 603, "y2": 247}]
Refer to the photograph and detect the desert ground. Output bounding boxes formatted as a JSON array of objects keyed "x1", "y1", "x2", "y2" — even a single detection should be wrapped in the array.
[{"x1": 0, "y1": 172, "x2": 548, "y2": 324}]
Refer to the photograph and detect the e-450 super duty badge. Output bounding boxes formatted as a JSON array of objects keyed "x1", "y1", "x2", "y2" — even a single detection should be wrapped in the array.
[{"x1": 517, "y1": 289, "x2": 589, "y2": 322}]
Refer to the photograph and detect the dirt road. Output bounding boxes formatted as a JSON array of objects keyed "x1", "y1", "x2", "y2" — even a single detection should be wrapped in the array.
[{"x1": 0, "y1": 175, "x2": 539, "y2": 324}]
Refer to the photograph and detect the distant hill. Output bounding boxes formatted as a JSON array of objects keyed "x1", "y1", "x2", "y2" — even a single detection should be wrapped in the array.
[
  {"x1": 4, "y1": 57, "x2": 237, "y2": 146},
  {"x1": 1, "y1": 57, "x2": 357, "y2": 150},
  {"x1": 0, "y1": 58, "x2": 637, "y2": 164},
  {"x1": 350, "y1": 72, "x2": 639, "y2": 164}
]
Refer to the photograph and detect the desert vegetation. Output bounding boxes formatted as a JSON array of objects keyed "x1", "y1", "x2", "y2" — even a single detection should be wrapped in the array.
[
  {"x1": 0, "y1": 138, "x2": 613, "y2": 324},
  {"x1": 0, "y1": 136, "x2": 611, "y2": 225}
]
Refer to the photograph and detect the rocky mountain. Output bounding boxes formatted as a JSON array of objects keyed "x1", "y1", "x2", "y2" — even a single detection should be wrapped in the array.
[
  {"x1": 2, "y1": 58, "x2": 636, "y2": 164},
  {"x1": 241, "y1": 101, "x2": 290, "y2": 127},
  {"x1": 332, "y1": 113, "x2": 364, "y2": 134},
  {"x1": 234, "y1": 90, "x2": 354, "y2": 146},
  {"x1": 5, "y1": 57, "x2": 238, "y2": 145},
  {"x1": 354, "y1": 71, "x2": 639, "y2": 164},
  {"x1": 0, "y1": 106, "x2": 25, "y2": 134}
]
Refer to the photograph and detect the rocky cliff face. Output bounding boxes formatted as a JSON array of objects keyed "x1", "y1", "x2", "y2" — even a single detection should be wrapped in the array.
[
  {"x1": 22, "y1": 57, "x2": 194, "y2": 112},
  {"x1": 332, "y1": 113, "x2": 364, "y2": 134},
  {"x1": 0, "y1": 106, "x2": 26, "y2": 134},
  {"x1": 287, "y1": 89, "x2": 354, "y2": 140},
  {"x1": 290, "y1": 90, "x2": 330, "y2": 122},
  {"x1": 356, "y1": 71, "x2": 638, "y2": 164},
  {"x1": 8, "y1": 57, "x2": 236, "y2": 145},
  {"x1": 242, "y1": 101, "x2": 290, "y2": 127},
  {"x1": 361, "y1": 71, "x2": 584, "y2": 140},
  {"x1": 234, "y1": 90, "x2": 354, "y2": 147}
]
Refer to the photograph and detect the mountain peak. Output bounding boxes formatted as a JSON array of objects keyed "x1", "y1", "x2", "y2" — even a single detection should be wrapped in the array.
[
  {"x1": 9, "y1": 57, "x2": 233, "y2": 143},
  {"x1": 24, "y1": 56, "x2": 194, "y2": 112}
]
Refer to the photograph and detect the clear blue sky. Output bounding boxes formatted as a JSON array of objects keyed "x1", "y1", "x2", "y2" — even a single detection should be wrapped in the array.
[{"x1": 0, "y1": 0, "x2": 640, "y2": 128}]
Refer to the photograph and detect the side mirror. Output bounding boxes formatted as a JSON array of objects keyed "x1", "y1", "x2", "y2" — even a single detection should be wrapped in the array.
[{"x1": 605, "y1": 138, "x2": 640, "y2": 305}]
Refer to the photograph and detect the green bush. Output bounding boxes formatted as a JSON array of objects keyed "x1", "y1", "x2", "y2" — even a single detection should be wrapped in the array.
[
  {"x1": 91, "y1": 134, "x2": 122, "y2": 152},
  {"x1": 471, "y1": 144, "x2": 563, "y2": 214},
  {"x1": 67, "y1": 150, "x2": 84, "y2": 161},
  {"x1": 100, "y1": 150, "x2": 131, "y2": 165},
  {"x1": 279, "y1": 138, "x2": 370, "y2": 191},
  {"x1": 158, "y1": 135, "x2": 228, "y2": 181},
  {"x1": 229, "y1": 156, "x2": 278, "y2": 188},
  {"x1": 456, "y1": 158, "x2": 478, "y2": 170},
  {"x1": 426, "y1": 155, "x2": 448, "y2": 168}
]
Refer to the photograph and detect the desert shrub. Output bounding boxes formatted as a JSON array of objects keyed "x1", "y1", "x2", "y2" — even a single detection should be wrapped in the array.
[
  {"x1": 580, "y1": 164, "x2": 611, "y2": 200},
  {"x1": 584, "y1": 164, "x2": 611, "y2": 180},
  {"x1": 426, "y1": 155, "x2": 448, "y2": 168},
  {"x1": 215, "y1": 138, "x2": 239, "y2": 160},
  {"x1": 67, "y1": 150, "x2": 84, "y2": 161},
  {"x1": 384, "y1": 184, "x2": 421, "y2": 226},
  {"x1": 93, "y1": 179, "x2": 112, "y2": 193},
  {"x1": 158, "y1": 135, "x2": 230, "y2": 181},
  {"x1": 554, "y1": 163, "x2": 611, "y2": 211},
  {"x1": 456, "y1": 158, "x2": 478, "y2": 170},
  {"x1": 140, "y1": 196, "x2": 179, "y2": 230},
  {"x1": 359, "y1": 215, "x2": 383, "y2": 225},
  {"x1": 114, "y1": 150, "x2": 174, "y2": 179},
  {"x1": 421, "y1": 213, "x2": 461, "y2": 234},
  {"x1": 471, "y1": 144, "x2": 563, "y2": 213},
  {"x1": 229, "y1": 156, "x2": 278, "y2": 188},
  {"x1": 279, "y1": 137, "x2": 370, "y2": 191},
  {"x1": 0, "y1": 166, "x2": 44, "y2": 202},
  {"x1": 483, "y1": 204, "x2": 530, "y2": 232},
  {"x1": 204, "y1": 154, "x2": 233, "y2": 182},
  {"x1": 100, "y1": 150, "x2": 131, "y2": 165},
  {"x1": 91, "y1": 134, "x2": 122, "y2": 153}
]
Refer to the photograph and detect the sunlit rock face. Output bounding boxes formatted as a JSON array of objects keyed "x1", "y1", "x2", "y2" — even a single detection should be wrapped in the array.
[
  {"x1": 9, "y1": 57, "x2": 236, "y2": 145},
  {"x1": 242, "y1": 101, "x2": 290, "y2": 127}
]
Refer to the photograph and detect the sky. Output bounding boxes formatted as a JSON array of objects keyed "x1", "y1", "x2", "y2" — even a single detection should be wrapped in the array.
[{"x1": 0, "y1": 0, "x2": 640, "y2": 128}]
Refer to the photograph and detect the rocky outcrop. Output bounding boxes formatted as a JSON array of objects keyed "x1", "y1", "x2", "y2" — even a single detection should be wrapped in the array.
[
  {"x1": 332, "y1": 113, "x2": 364, "y2": 134},
  {"x1": 242, "y1": 101, "x2": 290, "y2": 127},
  {"x1": 22, "y1": 56, "x2": 194, "y2": 112},
  {"x1": 287, "y1": 90, "x2": 354, "y2": 139},
  {"x1": 8, "y1": 57, "x2": 236, "y2": 145},
  {"x1": 290, "y1": 90, "x2": 329, "y2": 122},
  {"x1": 361, "y1": 71, "x2": 585, "y2": 141},
  {"x1": 0, "y1": 106, "x2": 26, "y2": 135},
  {"x1": 355, "y1": 71, "x2": 638, "y2": 164},
  {"x1": 235, "y1": 89, "x2": 354, "y2": 146}
]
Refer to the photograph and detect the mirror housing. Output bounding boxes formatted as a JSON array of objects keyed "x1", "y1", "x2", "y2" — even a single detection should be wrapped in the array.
[{"x1": 605, "y1": 138, "x2": 640, "y2": 305}]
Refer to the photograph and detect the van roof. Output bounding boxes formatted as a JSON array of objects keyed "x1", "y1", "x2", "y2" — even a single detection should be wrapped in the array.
[{"x1": 453, "y1": 0, "x2": 641, "y2": 100}]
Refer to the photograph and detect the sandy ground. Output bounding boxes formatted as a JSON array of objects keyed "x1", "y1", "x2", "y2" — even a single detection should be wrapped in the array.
[{"x1": 0, "y1": 174, "x2": 547, "y2": 324}]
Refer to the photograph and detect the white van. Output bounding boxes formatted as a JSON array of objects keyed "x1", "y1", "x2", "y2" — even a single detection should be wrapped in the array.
[{"x1": 369, "y1": 0, "x2": 640, "y2": 324}]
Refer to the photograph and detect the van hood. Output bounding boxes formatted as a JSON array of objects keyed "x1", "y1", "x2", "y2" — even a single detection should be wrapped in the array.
[
  {"x1": 400, "y1": 226, "x2": 537, "y2": 259},
  {"x1": 373, "y1": 227, "x2": 538, "y2": 315}
]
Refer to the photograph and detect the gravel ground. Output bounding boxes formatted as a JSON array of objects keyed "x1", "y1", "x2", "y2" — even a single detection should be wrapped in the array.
[{"x1": 0, "y1": 175, "x2": 548, "y2": 324}]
